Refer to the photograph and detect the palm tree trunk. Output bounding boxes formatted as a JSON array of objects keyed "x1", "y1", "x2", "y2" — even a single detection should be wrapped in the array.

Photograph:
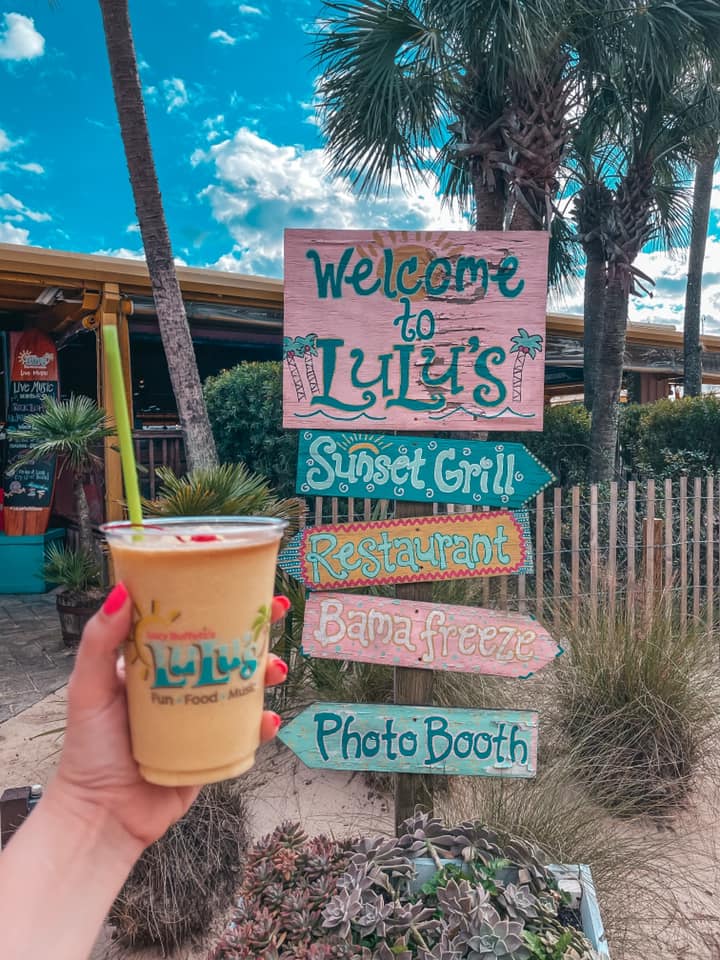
[
  {"x1": 73, "y1": 473, "x2": 94, "y2": 559},
  {"x1": 473, "y1": 178, "x2": 505, "y2": 230},
  {"x1": 509, "y1": 199, "x2": 540, "y2": 231},
  {"x1": 583, "y1": 246, "x2": 607, "y2": 412},
  {"x1": 97, "y1": 0, "x2": 217, "y2": 471},
  {"x1": 683, "y1": 145, "x2": 717, "y2": 397},
  {"x1": 590, "y1": 276, "x2": 628, "y2": 481}
]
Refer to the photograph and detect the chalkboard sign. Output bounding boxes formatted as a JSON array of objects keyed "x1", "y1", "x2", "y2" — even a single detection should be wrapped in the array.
[
  {"x1": 3, "y1": 330, "x2": 60, "y2": 535},
  {"x1": 4, "y1": 436, "x2": 56, "y2": 509}
]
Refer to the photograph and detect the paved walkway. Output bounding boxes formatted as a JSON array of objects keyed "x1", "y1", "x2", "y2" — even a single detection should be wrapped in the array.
[{"x1": 0, "y1": 593, "x2": 73, "y2": 723}]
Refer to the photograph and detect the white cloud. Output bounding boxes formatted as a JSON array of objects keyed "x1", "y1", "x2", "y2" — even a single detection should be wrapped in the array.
[
  {"x1": 162, "y1": 77, "x2": 188, "y2": 113},
  {"x1": 0, "y1": 128, "x2": 15, "y2": 152},
  {"x1": 0, "y1": 13, "x2": 44, "y2": 61},
  {"x1": 210, "y1": 29, "x2": 236, "y2": 45},
  {"x1": 0, "y1": 220, "x2": 29, "y2": 243},
  {"x1": 16, "y1": 161, "x2": 44, "y2": 174},
  {"x1": 238, "y1": 4, "x2": 266, "y2": 15},
  {"x1": 126, "y1": 223, "x2": 141, "y2": 234},
  {"x1": 0, "y1": 192, "x2": 50, "y2": 222},
  {"x1": 193, "y1": 127, "x2": 467, "y2": 276}
]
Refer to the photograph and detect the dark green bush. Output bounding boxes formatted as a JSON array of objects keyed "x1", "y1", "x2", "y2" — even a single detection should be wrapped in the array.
[
  {"x1": 620, "y1": 395, "x2": 720, "y2": 479},
  {"x1": 204, "y1": 361, "x2": 298, "y2": 498},
  {"x1": 498, "y1": 403, "x2": 591, "y2": 486}
]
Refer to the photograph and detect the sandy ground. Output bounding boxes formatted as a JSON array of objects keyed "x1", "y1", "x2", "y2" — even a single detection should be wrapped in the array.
[{"x1": 1, "y1": 688, "x2": 718, "y2": 959}]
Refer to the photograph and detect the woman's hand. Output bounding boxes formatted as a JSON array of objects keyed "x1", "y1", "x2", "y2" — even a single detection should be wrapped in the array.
[{"x1": 50, "y1": 582, "x2": 290, "y2": 853}]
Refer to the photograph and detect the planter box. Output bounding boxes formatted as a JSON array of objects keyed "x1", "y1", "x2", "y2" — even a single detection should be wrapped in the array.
[
  {"x1": 0, "y1": 528, "x2": 65, "y2": 593},
  {"x1": 413, "y1": 858, "x2": 610, "y2": 958}
]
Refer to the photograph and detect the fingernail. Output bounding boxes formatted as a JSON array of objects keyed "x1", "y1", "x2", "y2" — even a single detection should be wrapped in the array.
[
  {"x1": 103, "y1": 582, "x2": 128, "y2": 616},
  {"x1": 270, "y1": 712, "x2": 282, "y2": 730},
  {"x1": 274, "y1": 595, "x2": 291, "y2": 613},
  {"x1": 274, "y1": 659, "x2": 289, "y2": 678}
]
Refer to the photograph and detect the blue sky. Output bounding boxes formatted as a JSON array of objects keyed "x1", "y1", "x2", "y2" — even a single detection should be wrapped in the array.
[{"x1": 0, "y1": 1, "x2": 718, "y2": 330}]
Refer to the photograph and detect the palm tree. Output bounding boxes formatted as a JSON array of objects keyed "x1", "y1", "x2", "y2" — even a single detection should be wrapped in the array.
[
  {"x1": 97, "y1": 0, "x2": 217, "y2": 471},
  {"x1": 314, "y1": 0, "x2": 597, "y2": 232},
  {"x1": 13, "y1": 395, "x2": 113, "y2": 558},
  {"x1": 683, "y1": 66, "x2": 720, "y2": 396},
  {"x1": 509, "y1": 328, "x2": 544, "y2": 401},
  {"x1": 283, "y1": 336, "x2": 307, "y2": 402}
]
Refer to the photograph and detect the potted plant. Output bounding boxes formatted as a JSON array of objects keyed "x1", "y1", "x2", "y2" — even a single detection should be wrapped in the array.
[
  {"x1": 13, "y1": 394, "x2": 112, "y2": 646},
  {"x1": 41, "y1": 542, "x2": 104, "y2": 647}
]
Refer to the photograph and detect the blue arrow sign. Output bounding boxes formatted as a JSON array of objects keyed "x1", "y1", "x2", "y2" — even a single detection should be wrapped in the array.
[
  {"x1": 296, "y1": 431, "x2": 555, "y2": 508},
  {"x1": 278, "y1": 702, "x2": 538, "y2": 778}
]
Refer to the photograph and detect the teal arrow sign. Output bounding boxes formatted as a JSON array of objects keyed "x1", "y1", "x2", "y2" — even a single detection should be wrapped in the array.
[
  {"x1": 296, "y1": 431, "x2": 555, "y2": 508},
  {"x1": 278, "y1": 702, "x2": 538, "y2": 778}
]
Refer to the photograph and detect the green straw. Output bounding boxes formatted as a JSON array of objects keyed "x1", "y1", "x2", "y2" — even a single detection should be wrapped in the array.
[{"x1": 102, "y1": 324, "x2": 143, "y2": 527}]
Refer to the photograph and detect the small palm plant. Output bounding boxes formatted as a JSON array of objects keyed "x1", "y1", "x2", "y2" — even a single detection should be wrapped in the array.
[
  {"x1": 13, "y1": 395, "x2": 113, "y2": 645},
  {"x1": 13, "y1": 395, "x2": 113, "y2": 559},
  {"x1": 144, "y1": 462, "x2": 305, "y2": 543}
]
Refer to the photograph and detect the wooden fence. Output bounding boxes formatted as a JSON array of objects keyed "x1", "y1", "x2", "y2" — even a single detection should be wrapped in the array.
[{"x1": 307, "y1": 475, "x2": 719, "y2": 632}]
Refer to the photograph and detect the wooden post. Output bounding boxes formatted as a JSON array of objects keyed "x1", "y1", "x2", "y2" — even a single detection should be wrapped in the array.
[
  {"x1": 394, "y1": 498, "x2": 434, "y2": 832},
  {"x1": 90, "y1": 283, "x2": 133, "y2": 525}
]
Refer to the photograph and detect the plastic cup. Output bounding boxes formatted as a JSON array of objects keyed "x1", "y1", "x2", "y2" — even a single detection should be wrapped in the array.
[{"x1": 101, "y1": 516, "x2": 288, "y2": 786}]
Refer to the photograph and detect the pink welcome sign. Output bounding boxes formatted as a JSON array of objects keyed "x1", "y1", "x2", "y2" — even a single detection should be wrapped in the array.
[
  {"x1": 283, "y1": 229, "x2": 549, "y2": 431},
  {"x1": 302, "y1": 594, "x2": 562, "y2": 679}
]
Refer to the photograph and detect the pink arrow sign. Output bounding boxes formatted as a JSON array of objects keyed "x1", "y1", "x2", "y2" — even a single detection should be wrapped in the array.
[{"x1": 301, "y1": 594, "x2": 562, "y2": 678}]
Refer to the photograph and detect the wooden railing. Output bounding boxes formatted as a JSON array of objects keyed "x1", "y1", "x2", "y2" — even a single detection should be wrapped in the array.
[
  {"x1": 307, "y1": 476, "x2": 720, "y2": 633},
  {"x1": 132, "y1": 429, "x2": 187, "y2": 500}
]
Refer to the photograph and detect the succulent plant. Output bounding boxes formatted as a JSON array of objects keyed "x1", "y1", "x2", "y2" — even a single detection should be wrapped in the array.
[
  {"x1": 211, "y1": 819, "x2": 599, "y2": 960},
  {"x1": 496, "y1": 883, "x2": 540, "y2": 922},
  {"x1": 462, "y1": 908, "x2": 530, "y2": 960}
]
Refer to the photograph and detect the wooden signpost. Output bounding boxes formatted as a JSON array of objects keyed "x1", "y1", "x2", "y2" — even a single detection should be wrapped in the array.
[
  {"x1": 277, "y1": 509, "x2": 533, "y2": 590},
  {"x1": 281, "y1": 228, "x2": 555, "y2": 831},
  {"x1": 279, "y1": 703, "x2": 538, "y2": 778},
  {"x1": 297, "y1": 431, "x2": 555, "y2": 508},
  {"x1": 283, "y1": 230, "x2": 548, "y2": 432},
  {"x1": 301, "y1": 594, "x2": 562, "y2": 678}
]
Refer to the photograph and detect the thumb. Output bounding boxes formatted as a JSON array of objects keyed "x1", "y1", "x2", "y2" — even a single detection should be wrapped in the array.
[{"x1": 68, "y1": 582, "x2": 132, "y2": 713}]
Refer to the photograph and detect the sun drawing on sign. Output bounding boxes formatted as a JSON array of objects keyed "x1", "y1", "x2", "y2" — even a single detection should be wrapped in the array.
[
  {"x1": 334, "y1": 433, "x2": 394, "y2": 456},
  {"x1": 355, "y1": 230, "x2": 464, "y2": 303}
]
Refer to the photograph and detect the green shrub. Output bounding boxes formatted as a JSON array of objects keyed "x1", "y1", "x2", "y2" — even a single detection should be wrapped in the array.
[
  {"x1": 498, "y1": 403, "x2": 591, "y2": 486},
  {"x1": 555, "y1": 600, "x2": 720, "y2": 818},
  {"x1": 622, "y1": 395, "x2": 720, "y2": 479},
  {"x1": 204, "y1": 361, "x2": 298, "y2": 498}
]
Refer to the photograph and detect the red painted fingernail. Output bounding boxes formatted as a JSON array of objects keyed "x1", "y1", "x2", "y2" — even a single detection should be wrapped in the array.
[
  {"x1": 274, "y1": 659, "x2": 289, "y2": 678},
  {"x1": 270, "y1": 712, "x2": 282, "y2": 730},
  {"x1": 103, "y1": 582, "x2": 128, "y2": 616},
  {"x1": 274, "y1": 595, "x2": 291, "y2": 613}
]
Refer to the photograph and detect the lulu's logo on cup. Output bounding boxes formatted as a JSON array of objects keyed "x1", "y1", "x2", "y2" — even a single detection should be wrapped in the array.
[{"x1": 131, "y1": 602, "x2": 271, "y2": 690}]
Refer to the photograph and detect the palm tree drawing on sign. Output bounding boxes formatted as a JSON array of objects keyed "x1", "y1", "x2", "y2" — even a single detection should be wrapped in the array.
[
  {"x1": 509, "y1": 329, "x2": 543, "y2": 402},
  {"x1": 284, "y1": 334, "x2": 320, "y2": 400},
  {"x1": 283, "y1": 336, "x2": 307, "y2": 401},
  {"x1": 297, "y1": 334, "x2": 320, "y2": 395}
]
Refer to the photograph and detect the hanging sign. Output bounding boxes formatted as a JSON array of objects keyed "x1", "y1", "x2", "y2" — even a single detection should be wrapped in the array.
[
  {"x1": 283, "y1": 229, "x2": 548, "y2": 432},
  {"x1": 3, "y1": 330, "x2": 59, "y2": 534},
  {"x1": 279, "y1": 702, "x2": 538, "y2": 778},
  {"x1": 296, "y1": 431, "x2": 554, "y2": 507},
  {"x1": 277, "y1": 509, "x2": 533, "y2": 590},
  {"x1": 301, "y1": 593, "x2": 561, "y2": 678}
]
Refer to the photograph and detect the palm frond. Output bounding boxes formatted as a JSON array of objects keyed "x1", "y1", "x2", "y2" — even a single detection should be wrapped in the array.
[
  {"x1": 144, "y1": 463, "x2": 305, "y2": 543},
  {"x1": 42, "y1": 543, "x2": 102, "y2": 592},
  {"x1": 12, "y1": 395, "x2": 112, "y2": 473},
  {"x1": 548, "y1": 212, "x2": 584, "y2": 298}
]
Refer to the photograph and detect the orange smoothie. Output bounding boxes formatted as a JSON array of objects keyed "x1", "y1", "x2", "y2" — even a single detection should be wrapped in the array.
[{"x1": 103, "y1": 518, "x2": 286, "y2": 786}]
